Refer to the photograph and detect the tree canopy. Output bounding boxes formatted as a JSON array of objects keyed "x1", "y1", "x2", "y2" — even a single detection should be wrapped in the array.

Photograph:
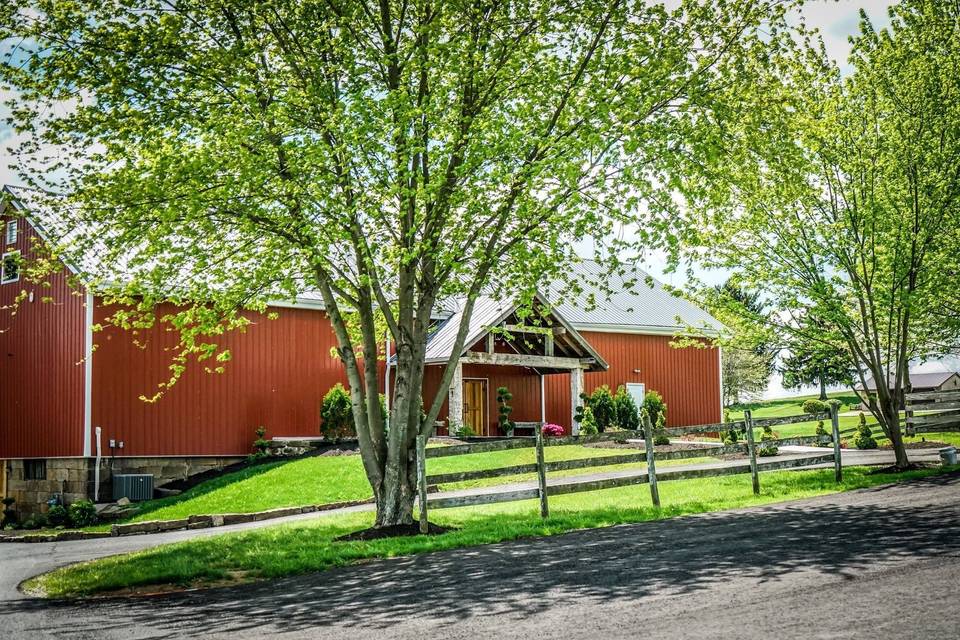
[
  {"x1": 0, "y1": 0, "x2": 797, "y2": 525},
  {"x1": 676, "y1": 0, "x2": 960, "y2": 467}
]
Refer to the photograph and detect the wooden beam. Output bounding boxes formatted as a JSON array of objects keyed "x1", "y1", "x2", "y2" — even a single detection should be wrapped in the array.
[
  {"x1": 502, "y1": 323, "x2": 553, "y2": 336},
  {"x1": 461, "y1": 351, "x2": 591, "y2": 370}
]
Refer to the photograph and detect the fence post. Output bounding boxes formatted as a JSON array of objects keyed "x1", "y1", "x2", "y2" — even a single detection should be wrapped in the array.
[
  {"x1": 744, "y1": 409, "x2": 760, "y2": 495},
  {"x1": 643, "y1": 412, "x2": 661, "y2": 508},
  {"x1": 535, "y1": 425, "x2": 549, "y2": 519},
  {"x1": 416, "y1": 433, "x2": 429, "y2": 534},
  {"x1": 830, "y1": 404, "x2": 843, "y2": 483}
]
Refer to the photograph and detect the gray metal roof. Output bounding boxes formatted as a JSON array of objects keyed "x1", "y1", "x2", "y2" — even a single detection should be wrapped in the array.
[
  {"x1": 552, "y1": 259, "x2": 723, "y2": 334},
  {"x1": 4, "y1": 185, "x2": 721, "y2": 334},
  {"x1": 858, "y1": 371, "x2": 959, "y2": 392}
]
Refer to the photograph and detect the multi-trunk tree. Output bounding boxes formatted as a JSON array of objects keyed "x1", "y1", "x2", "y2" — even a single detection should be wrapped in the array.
[
  {"x1": 0, "y1": 0, "x2": 794, "y2": 527},
  {"x1": 676, "y1": 1, "x2": 960, "y2": 468}
]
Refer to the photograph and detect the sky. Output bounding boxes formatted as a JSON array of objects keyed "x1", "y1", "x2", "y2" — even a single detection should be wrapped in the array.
[{"x1": 3, "y1": 1, "x2": 938, "y2": 399}]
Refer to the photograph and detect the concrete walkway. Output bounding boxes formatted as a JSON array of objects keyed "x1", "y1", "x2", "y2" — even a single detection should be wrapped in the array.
[{"x1": 0, "y1": 447, "x2": 941, "y2": 603}]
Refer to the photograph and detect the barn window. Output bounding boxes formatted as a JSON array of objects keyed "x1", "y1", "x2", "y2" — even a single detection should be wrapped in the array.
[
  {"x1": 24, "y1": 460, "x2": 46, "y2": 481},
  {"x1": 5, "y1": 220, "x2": 16, "y2": 245},
  {"x1": 1, "y1": 251, "x2": 19, "y2": 284}
]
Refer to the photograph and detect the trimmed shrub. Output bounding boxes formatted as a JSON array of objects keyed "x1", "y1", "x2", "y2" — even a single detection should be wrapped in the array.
[
  {"x1": 723, "y1": 428, "x2": 739, "y2": 445},
  {"x1": 643, "y1": 390, "x2": 667, "y2": 430},
  {"x1": 542, "y1": 423, "x2": 564, "y2": 438},
  {"x1": 320, "y1": 383, "x2": 355, "y2": 439},
  {"x1": 589, "y1": 386, "x2": 616, "y2": 432},
  {"x1": 854, "y1": 412, "x2": 878, "y2": 449},
  {"x1": 814, "y1": 420, "x2": 831, "y2": 447},
  {"x1": 758, "y1": 425, "x2": 779, "y2": 456},
  {"x1": 47, "y1": 504, "x2": 69, "y2": 528},
  {"x1": 250, "y1": 426, "x2": 270, "y2": 460},
  {"x1": 68, "y1": 500, "x2": 97, "y2": 528},
  {"x1": 613, "y1": 386, "x2": 640, "y2": 431},
  {"x1": 496, "y1": 386, "x2": 515, "y2": 436},
  {"x1": 802, "y1": 399, "x2": 829, "y2": 415},
  {"x1": 653, "y1": 412, "x2": 670, "y2": 446},
  {"x1": 579, "y1": 406, "x2": 599, "y2": 435},
  {"x1": 1, "y1": 496, "x2": 16, "y2": 528}
]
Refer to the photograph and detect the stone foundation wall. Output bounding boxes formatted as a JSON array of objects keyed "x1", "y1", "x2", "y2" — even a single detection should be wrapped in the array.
[{"x1": 4, "y1": 455, "x2": 245, "y2": 516}]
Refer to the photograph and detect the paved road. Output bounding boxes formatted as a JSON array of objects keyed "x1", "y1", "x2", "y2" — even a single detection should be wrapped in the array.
[{"x1": 3, "y1": 469, "x2": 960, "y2": 639}]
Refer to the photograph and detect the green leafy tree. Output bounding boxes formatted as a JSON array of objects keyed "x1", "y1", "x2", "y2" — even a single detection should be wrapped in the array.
[
  {"x1": 854, "y1": 412, "x2": 878, "y2": 450},
  {"x1": 0, "y1": 0, "x2": 797, "y2": 526},
  {"x1": 589, "y1": 386, "x2": 616, "y2": 433},
  {"x1": 675, "y1": 1, "x2": 960, "y2": 469},
  {"x1": 579, "y1": 406, "x2": 599, "y2": 436},
  {"x1": 780, "y1": 316, "x2": 855, "y2": 401},
  {"x1": 642, "y1": 390, "x2": 667, "y2": 430},
  {"x1": 613, "y1": 386, "x2": 640, "y2": 431}
]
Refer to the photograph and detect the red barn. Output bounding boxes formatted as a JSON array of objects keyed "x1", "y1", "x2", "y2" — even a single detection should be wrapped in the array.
[{"x1": 0, "y1": 185, "x2": 723, "y2": 513}]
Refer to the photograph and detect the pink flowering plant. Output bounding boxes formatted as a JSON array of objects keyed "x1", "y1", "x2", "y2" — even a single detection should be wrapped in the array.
[{"x1": 541, "y1": 423, "x2": 564, "y2": 438}]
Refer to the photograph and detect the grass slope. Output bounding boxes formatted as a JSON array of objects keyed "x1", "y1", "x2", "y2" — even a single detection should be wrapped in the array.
[
  {"x1": 118, "y1": 444, "x2": 655, "y2": 523},
  {"x1": 29, "y1": 465, "x2": 958, "y2": 599}
]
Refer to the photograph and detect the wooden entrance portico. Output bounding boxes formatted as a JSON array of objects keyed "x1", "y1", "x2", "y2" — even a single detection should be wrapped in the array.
[{"x1": 428, "y1": 293, "x2": 608, "y2": 436}]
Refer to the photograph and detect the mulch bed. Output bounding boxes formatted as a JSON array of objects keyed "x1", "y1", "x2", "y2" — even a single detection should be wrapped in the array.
[
  {"x1": 868, "y1": 462, "x2": 940, "y2": 474},
  {"x1": 882, "y1": 439, "x2": 951, "y2": 450},
  {"x1": 335, "y1": 522, "x2": 455, "y2": 541}
]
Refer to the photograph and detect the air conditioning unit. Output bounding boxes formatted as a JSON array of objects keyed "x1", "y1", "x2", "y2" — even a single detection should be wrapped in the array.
[{"x1": 112, "y1": 474, "x2": 154, "y2": 502}]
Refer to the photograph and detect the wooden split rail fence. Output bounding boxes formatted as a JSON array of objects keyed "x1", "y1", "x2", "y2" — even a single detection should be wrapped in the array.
[
  {"x1": 905, "y1": 389, "x2": 960, "y2": 436},
  {"x1": 414, "y1": 406, "x2": 846, "y2": 533}
]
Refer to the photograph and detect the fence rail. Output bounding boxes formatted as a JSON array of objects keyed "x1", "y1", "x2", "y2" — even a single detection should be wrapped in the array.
[
  {"x1": 905, "y1": 389, "x2": 960, "y2": 436},
  {"x1": 415, "y1": 406, "x2": 845, "y2": 531}
]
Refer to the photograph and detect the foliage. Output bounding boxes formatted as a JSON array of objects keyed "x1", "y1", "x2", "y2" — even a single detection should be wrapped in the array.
[
  {"x1": 854, "y1": 413, "x2": 878, "y2": 450},
  {"x1": 0, "y1": 0, "x2": 799, "y2": 525},
  {"x1": 320, "y1": 384, "x2": 354, "y2": 440},
  {"x1": 697, "y1": 279, "x2": 776, "y2": 405},
  {"x1": 452, "y1": 423, "x2": 477, "y2": 439},
  {"x1": 68, "y1": 500, "x2": 97, "y2": 528},
  {"x1": 496, "y1": 387, "x2": 515, "y2": 437},
  {"x1": 815, "y1": 420, "x2": 830, "y2": 447},
  {"x1": 46, "y1": 504, "x2": 69, "y2": 528},
  {"x1": 249, "y1": 426, "x2": 270, "y2": 461},
  {"x1": 757, "y1": 425, "x2": 779, "y2": 457},
  {"x1": 653, "y1": 413, "x2": 670, "y2": 446},
  {"x1": 589, "y1": 386, "x2": 616, "y2": 433},
  {"x1": 802, "y1": 399, "x2": 829, "y2": 416},
  {"x1": 642, "y1": 391, "x2": 667, "y2": 430},
  {"x1": 579, "y1": 407, "x2": 599, "y2": 436},
  {"x1": 780, "y1": 316, "x2": 855, "y2": 400},
  {"x1": 613, "y1": 386, "x2": 640, "y2": 432},
  {"x1": 723, "y1": 428, "x2": 740, "y2": 446},
  {"x1": 541, "y1": 424, "x2": 565, "y2": 438},
  {"x1": 677, "y1": 1, "x2": 960, "y2": 469},
  {"x1": 1, "y1": 497, "x2": 16, "y2": 528}
]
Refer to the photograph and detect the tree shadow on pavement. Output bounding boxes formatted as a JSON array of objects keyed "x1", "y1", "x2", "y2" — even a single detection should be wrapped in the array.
[{"x1": 7, "y1": 473, "x2": 960, "y2": 638}]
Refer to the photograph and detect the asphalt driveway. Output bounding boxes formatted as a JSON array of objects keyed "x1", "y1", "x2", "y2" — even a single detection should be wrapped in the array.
[{"x1": 3, "y1": 469, "x2": 959, "y2": 639}]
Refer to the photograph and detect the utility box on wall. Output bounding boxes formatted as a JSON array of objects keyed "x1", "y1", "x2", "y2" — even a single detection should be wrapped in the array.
[{"x1": 112, "y1": 474, "x2": 154, "y2": 501}]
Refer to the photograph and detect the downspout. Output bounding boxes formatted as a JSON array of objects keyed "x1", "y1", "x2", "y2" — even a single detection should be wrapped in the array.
[
  {"x1": 94, "y1": 426, "x2": 102, "y2": 502},
  {"x1": 384, "y1": 334, "x2": 392, "y2": 433}
]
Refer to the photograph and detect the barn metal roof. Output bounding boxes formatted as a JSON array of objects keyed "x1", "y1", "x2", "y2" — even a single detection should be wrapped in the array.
[
  {"x1": 552, "y1": 259, "x2": 723, "y2": 335},
  {"x1": 3, "y1": 185, "x2": 722, "y2": 335},
  {"x1": 857, "y1": 371, "x2": 960, "y2": 392}
]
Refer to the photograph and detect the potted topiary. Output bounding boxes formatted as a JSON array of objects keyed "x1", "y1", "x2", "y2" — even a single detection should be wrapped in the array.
[{"x1": 496, "y1": 386, "x2": 515, "y2": 437}]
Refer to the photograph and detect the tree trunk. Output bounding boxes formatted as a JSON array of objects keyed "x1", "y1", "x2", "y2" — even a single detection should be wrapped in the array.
[
  {"x1": 879, "y1": 398, "x2": 911, "y2": 469},
  {"x1": 373, "y1": 446, "x2": 418, "y2": 527},
  {"x1": 818, "y1": 373, "x2": 827, "y2": 401}
]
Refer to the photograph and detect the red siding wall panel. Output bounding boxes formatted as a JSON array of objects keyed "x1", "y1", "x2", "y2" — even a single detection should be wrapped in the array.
[
  {"x1": 91, "y1": 302, "x2": 350, "y2": 456},
  {"x1": 544, "y1": 332, "x2": 721, "y2": 430},
  {"x1": 0, "y1": 214, "x2": 86, "y2": 458}
]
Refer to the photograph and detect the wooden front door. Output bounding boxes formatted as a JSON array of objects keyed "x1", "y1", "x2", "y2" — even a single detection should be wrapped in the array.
[{"x1": 462, "y1": 380, "x2": 488, "y2": 436}]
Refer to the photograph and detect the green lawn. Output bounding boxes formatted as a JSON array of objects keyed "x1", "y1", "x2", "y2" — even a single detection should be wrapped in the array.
[
  {"x1": 112, "y1": 444, "x2": 656, "y2": 524},
  {"x1": 27, "y1": 464, "x2": 958, "y2": 599}
]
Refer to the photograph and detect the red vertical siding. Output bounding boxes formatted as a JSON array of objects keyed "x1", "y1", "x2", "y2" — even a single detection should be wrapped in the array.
[
  {"x1": 0, "y1": 214, "x2": 86, "y2": 458},
  {"x1": 545, "y1": 332, "x2": 721, "y2": 429},
  {"x1": 91, "y1": 302, "x2": 353, "y2": 456}
]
